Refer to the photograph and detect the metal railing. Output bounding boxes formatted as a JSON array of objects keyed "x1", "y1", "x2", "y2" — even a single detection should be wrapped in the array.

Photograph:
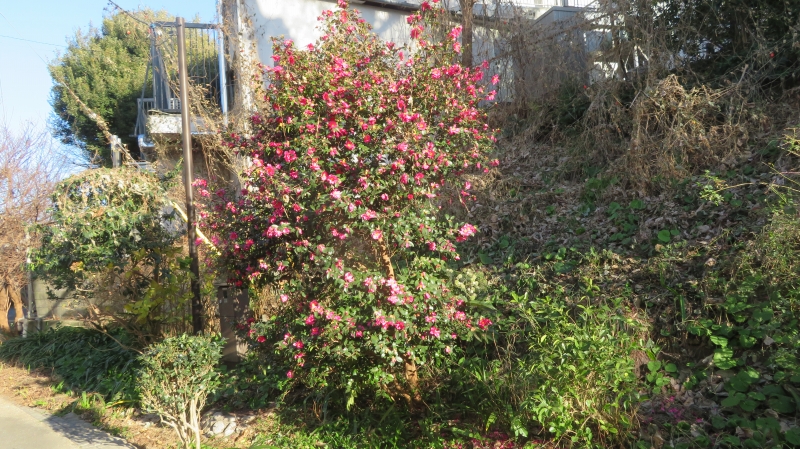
[
  {"x1": 510, "y1": 0, "x2": 593, "y2": 7},
  {"x1": 134, "y1": 21, "x2": 226, "y2": 139},
  {"x1": 134, "y1": 98, "x2": 155, "y2": 136}
]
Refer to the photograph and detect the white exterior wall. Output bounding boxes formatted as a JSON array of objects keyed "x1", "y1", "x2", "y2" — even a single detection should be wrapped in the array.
[{"x1": 241, "y1": 0, "x2": 414, "y2": 67}]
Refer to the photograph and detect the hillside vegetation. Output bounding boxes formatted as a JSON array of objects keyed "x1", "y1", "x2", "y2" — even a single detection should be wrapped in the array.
[{"x1": 2, "y1": 1, "x2": 800, "y2": 448}]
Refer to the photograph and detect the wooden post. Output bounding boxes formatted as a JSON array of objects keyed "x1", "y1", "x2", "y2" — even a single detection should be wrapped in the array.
[{"x1": 177, "y1": 17, "x2": 204, "y2": 334}]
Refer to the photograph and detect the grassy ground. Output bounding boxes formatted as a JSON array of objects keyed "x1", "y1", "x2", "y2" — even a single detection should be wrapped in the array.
[
  {"x1": 2, "y1": 89, "x2": 800, "y2": 449},
  {"x1": 1, "y1": 132, "x2": 798, "y2": 448}
]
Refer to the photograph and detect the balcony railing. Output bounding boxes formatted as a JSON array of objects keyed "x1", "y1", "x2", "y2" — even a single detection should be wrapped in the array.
[
  {"x1": 510, "y1": 0, "x2": 594, "y2": 7},
  {"x1": 134, "y1": 98, "x2": 155, "y2": 137}
]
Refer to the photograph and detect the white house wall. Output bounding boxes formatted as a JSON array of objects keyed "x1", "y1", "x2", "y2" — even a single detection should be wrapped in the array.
[{"x1": 240, "y1": 0, "x2": 415, "y2": 67}]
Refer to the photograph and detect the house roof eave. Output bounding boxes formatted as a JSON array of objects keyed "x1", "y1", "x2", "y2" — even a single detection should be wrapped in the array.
[{"x1": 350, "y1": 0, "x2": 421, "y2": 12}]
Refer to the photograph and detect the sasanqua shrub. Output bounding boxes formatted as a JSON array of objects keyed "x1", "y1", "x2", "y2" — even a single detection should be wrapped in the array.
[{"x1": 201, "y1": 0, "x2": 498, "y2": 404}]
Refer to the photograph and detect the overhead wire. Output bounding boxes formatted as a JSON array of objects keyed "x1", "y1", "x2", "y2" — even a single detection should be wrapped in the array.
[
  {"x1": 106, "y1": 0, "x2": 151, "y2": 27},
  {"x1": 0, "y1": 11, "x2": 51, "y2": 66},
  {"x1": 0, "y1": 34, "x2": 68, "y2": 48}
]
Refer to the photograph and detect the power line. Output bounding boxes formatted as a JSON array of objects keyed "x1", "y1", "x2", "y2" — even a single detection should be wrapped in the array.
[
  {"x1": 0, "y1": 34, "x2": 67, "y2": 48},
  {"x1": 106, "y1": 0, "x2": 151, "y2": 27},
  {"x1": 0, "y1": 12, "x2": 50, "y2": 66}
]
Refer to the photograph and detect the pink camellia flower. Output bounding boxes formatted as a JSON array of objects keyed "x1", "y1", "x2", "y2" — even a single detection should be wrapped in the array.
[
  {"x1": 284, "y1": 150, "x2": 297, "y2": 163},
  {"x1": 257, "y1": 335, "x2": 266, "y2": 343},
  {"x1": 360, "y1": 209, "x2": 377, "y2": 221},
  {"x1": 478, "y1": 317, "x2": 493, "y2": 330},
  {"x1": 280, "y1": 294, "x2": 289, "y2": 303},
  {"x1": 344, "y1": 272, "x2": 354, "y2": 283},
  {"x1": 371, "y1": 229, "x2": 383, "y2": 240},
  {"x1": 394, "y1": 321, "x2": 405, "y2": 330},
  {"x1": 491, "y1": 74, "x2": 500, "y2": 85},
  {"x1": 380, "y1": 193, "x2": 389, "y2": 201},
  {"x1": 293, "y1": 341, "x2": 304, "y2": 349},
  {"x1": 305, "y1": 314, "x2": 316, "y2": 325},
  {"x1": 445, "y1": 346, "x2": 452, "y2": 354},
  {"x1": 311, "y1": 327, "x2": 321, "y2": 336},
  {"x1": 286, "y1": 370, "x2": 294, "y2": 379},
  {"x1": 449, "y1": 26, "x2": 462, "y2": 40},
  {"x1": 429, "y1": 326, "x2": 440, "y2": 338},
  {"x1": 453, "y1": 42, "x2": 461, "y2": 53},
  {"x1": 331, "y1": 190, "x2": 342, "y2": 200},
  {"x1": 456, "y1": 223, "x2": 478, "y2": 242},
  {"x1": 427, "y1": 241, "x2": 436, "y2": 251}
]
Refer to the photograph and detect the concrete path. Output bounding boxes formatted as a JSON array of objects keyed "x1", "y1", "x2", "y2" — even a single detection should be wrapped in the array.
[{"x1": 0, "y1": 395, "x2": 135, "y2": 449}]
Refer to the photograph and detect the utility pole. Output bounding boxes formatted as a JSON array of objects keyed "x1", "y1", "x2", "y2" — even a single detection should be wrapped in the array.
[{"x1": 177, "y1": 17, "x2": 204, "y2": 334}]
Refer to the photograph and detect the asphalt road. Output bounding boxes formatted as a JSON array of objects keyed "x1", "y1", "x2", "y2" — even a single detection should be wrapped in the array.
[{"x1": 0, "y1": 395, "x2": 134, "y2": 449}]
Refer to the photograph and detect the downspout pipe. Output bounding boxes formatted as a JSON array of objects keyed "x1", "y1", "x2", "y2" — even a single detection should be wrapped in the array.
[{"x1": 217, "y1": 0, "x2": 229, "y2": 127}]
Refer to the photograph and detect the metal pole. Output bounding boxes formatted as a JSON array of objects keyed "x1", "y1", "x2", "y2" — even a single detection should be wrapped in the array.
[
  {"x1": 177, "y1": 17, "x2": 204, "y2": 335},
  {"x1": 111, "y1": 135, "x2": 120, "y2": 168},
  {"x1": 25, "y1": 231, "x2": 35, "y2": 337},
  {"x1": 216, "y1": 25, "x2": 229, "y2": 127}
]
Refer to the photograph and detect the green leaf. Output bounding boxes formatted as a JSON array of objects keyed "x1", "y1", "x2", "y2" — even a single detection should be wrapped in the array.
[
  {"x1": 721, "y1": 392, "x2": 745, "y2": 407},
  {"x1": 768, "y1": 395, "x2": 796, "y2": 414},
  {"x1": 657, "y1": 230, "x2": 671, "y2": 242},
  {"x1": 511, "y1": 417, "x2": 528, "y2": 438},
  {"x1": 721, "y1": 435, "x2": 741, "y2": 446},
  {"x1": 740, "y1": 399, "x2": 759, "y2": 412},
  {"x1": 647, "y1": 361, "x2": 662, "y2": 372},
  {"x1": 785, "y1": 427, "x2": 800, "y2": 446},
  {"x1": 714, "y1": 347, "x2": 737, "y2": 369},
  {"x1": 710, "y1": 335, "x2": 729, "y2": 347},
  {"x1": 665, "y1": 363, "x2": 678, "y2": 373}
]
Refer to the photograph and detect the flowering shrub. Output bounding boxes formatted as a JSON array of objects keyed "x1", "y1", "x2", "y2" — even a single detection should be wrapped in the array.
[{"x1": 201, "y1": 0, "x2": 497, "y2": 404}]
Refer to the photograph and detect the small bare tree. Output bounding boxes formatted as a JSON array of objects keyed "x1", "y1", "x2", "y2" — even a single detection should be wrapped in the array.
[
  {"x1": 458, "y1": 0, "x2": 476, "y2": 67},
  {"x1": 0, "y1": 124, "x2": 62, "y2": 334}
]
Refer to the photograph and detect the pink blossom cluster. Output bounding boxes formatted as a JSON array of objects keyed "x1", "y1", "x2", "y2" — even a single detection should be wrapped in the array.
[{"x1": 200, "y1": 0, "x2": 496, "y2": 387}]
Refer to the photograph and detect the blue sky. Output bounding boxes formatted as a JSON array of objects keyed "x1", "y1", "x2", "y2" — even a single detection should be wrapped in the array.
[{"x1": 0, "y1": 0, "x2": 216, "y2": 146}]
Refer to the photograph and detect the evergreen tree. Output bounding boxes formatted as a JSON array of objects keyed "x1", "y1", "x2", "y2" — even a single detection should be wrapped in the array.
[{"x1": 49, "y1": 9, "x2": 171, "y2": 166}]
